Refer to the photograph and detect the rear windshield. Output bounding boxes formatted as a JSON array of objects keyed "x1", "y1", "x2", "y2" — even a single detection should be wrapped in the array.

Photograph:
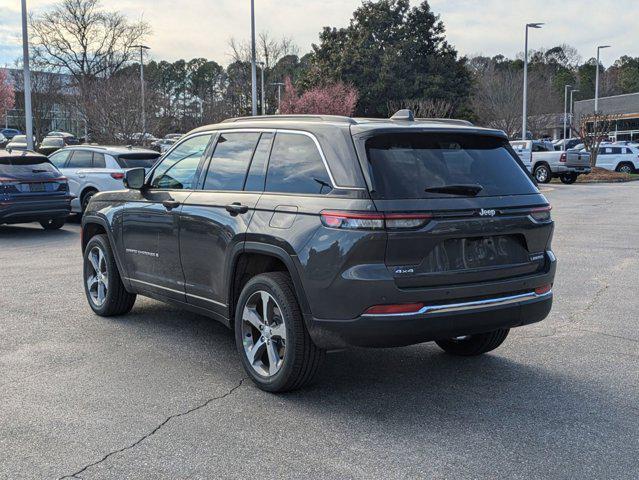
[
  {"x1": 364, "y1": 133, "x2": 537, "y2": 199},
  {"x1": 116, "y1": 153, "x2": 160, "y2": 169},
  {"x1": 0, "y1": 157, "x2": 59, "y2": 176}
]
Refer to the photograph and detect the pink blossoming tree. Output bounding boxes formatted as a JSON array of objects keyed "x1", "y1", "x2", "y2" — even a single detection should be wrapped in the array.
[{"x1": 280, "y1": 77, "x2": 358, "y2": 116}]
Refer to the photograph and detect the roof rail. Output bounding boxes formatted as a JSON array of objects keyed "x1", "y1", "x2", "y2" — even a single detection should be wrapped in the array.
[
  {"x1": 221, "y1": 114, "x2": 357, "y2": 124},
  {"x1": 416, "y1": 118, "x2": 474, "y2": 126}
]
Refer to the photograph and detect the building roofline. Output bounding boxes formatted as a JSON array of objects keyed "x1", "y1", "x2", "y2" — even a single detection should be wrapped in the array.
[{"x1": 574, "y1": 91, "x2": 639, "y2": 104}]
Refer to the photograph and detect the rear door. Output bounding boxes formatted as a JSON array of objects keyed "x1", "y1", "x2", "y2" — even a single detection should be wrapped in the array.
[
  {"x1": 179, "y1": 131, "x2": 269, "y2": 313},
  {"x1": 359, "y1": 131, "x2": 552, "y2": 289}
]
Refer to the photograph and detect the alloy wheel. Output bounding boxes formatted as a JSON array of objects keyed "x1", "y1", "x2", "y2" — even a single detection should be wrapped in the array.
[
  {"x1": 535, "y1": 166, "x2": 548, "y2": 183},
  {"x1": 86, "y1": 246, "x2": 108, "y2": 307},
  {"x1": 241, "y1": 290, "x2": 287, "y2": 377},
  {"x1": 619, "y1": 164, "x2": 632, "y2": 174}
]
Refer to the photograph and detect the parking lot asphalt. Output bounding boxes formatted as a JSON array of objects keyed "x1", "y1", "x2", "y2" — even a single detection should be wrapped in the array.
[{"x1": 1, "y1": 183, "x2": 638, "y2": 480}]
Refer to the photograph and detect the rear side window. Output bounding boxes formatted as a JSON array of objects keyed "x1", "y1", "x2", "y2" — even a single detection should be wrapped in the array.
[
  {"x1": 265, "y1": 133, "x2": 332, "y2": 195},
  {"x1": 364, "y1": 133, "x2": 538, "y2": 199},
  {"x1": 203, "y1": 132, "x2": 260, "y2": 191},
  {"x1": 66, "y1": 150, "x2": 93, "y2": 168},
  {"x1": 116, "y1": 153, "x2": 160, "y2": 169},
  {"x1": 244, "y1": 133, "x2": 274, "y2": 191},
  {"x1": 92, "y1": 152, "x2": 106, "y2": 168}
]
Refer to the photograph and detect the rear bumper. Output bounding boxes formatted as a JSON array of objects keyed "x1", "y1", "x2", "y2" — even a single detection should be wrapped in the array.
[
  {"x1": 308, "y1": 291, "x2": 552, "y2": 349},
  {"x1": 0, "y1": 196, "x2": 73, "y2": 224},
  {"x1": 554, "y1": 165, "x2": 591, "y2": 175}
]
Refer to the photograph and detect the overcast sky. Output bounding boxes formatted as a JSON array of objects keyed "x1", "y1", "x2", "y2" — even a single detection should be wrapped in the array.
[{"x1": 1, "y1": 0, "x2": 636, "y2": 68}]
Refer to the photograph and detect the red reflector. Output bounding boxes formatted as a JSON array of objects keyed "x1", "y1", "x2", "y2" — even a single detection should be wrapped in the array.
[
  {"x1": 534, "y1": 284, "x2": 552, "y2": 295},
  {"x1": 364, "y1": 303, "x2": 424, "y2": 315},
  {"x1": 111, "y1": 173, "x2": 125, "y2": 180}
]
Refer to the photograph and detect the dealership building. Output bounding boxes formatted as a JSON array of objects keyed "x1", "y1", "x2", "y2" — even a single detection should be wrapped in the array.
[{"x1": 573, "y1": 92, "x2": 639, "y2": 142}]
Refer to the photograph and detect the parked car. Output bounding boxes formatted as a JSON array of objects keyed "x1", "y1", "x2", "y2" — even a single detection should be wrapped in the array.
[
  {"x1": 593, "y1": 145, "x2": 639, "y2": 173},
  {"x1": 48, "y1": 145, "x2": 161, "y2": 214},
  {"x1": 164, "y1": 133, "x2": 183, "y2": 140},
  {"x1": 0, "y1": 133, "x2": 7, "y2": 149},
  {"x1": 6, "y1": 135, "x2": 36, "y2": 152},
  {"x1": 150, "y1": 137, "x2": 177, "y2": 153},
  {"x1": 0, "y1": 128, "x2": 22, "y2": 140},
  {"x1": 80, "y1": 110, "x2": 557, "y2": 392},
  {"x1": 38, "y1": 135, "x2": 78, "y2": 156},
  {"x1": 510, "y1": 140, "x2": 591, "y2": 184},
  {"x1": 0, "y1": 150, "x2": 73, "y2": 229}
]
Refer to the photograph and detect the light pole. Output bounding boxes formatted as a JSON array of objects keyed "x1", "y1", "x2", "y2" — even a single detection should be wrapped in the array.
[
  {"x1": 250, "y1": 0, "x2": 257, "y2": 116},
  {"x1": 594, "y1": 45, "x2": 610, "y2": 113},
  {"x1": 258, "y1": 62, "x2": 265, "y2": 115},
  {"x1": 21, "y1": 0, "x2": 34, "y2": 150},
  {"x1": 131, "y1": 44, "x2": 150, "y2": 143},
  {"x1": 563, "y1": 84, "x2": 572, "y2": 150},
  {"x1": 271, "y1": 82, "x2": 284, "y2": 113},
  {"x1": 569, "y1": 89, "x2": 579, "y2": 137},
  {"x1": 522, "y1": 22, "x2": 544, "y2": 141}
]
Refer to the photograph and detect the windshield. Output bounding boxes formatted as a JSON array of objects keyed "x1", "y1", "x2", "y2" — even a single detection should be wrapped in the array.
[
  {"x1": 365, "y1": 132, "x2": 537, "y2": 199},
  {"x1": 116, "y1": 153, "x2": 161, "y2": 169}
]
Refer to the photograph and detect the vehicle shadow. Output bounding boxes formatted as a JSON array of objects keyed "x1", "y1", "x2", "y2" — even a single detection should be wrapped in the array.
[{"x1": 0, "y1": 224, "x2": 77, "y2": 238}]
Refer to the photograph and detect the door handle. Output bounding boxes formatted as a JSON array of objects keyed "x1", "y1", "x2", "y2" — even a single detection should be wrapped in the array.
[
  {"x1": 162, "y1": 199, "x2": 180, "y2": 210},
  {"x1": 225, "y1": 202, "x2": 249, "y2": 216}
]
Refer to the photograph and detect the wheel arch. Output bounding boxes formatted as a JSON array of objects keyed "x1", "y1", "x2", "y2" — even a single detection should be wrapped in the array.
[{"x1": 228, "y1": 242, "x2": 312, "y2": 328}]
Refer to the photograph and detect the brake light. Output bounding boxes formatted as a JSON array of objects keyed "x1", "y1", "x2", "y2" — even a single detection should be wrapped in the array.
[
  {"x1": 530, "y1": 205, "x2": 552, "y2": 222},
  {"x1": 320, "y1": 210, "x2": 432, "y2": 230},
  {"x1": 364, "y1": 303, "x2": 425, "y2": 315},
  {"x1": 559, "y1": 153, "x2": 567, "y2": 162},
  {"x1": 534, "y1": 284, "x2": 552, "y2": 295},
  {"x1": 110, "y1": 172, "x2": 125, "y2": 180}
]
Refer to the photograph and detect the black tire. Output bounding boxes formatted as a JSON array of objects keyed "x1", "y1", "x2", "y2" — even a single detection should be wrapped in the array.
[
  {"x1": 40, "y1": 218, "x2": 65, "y2": 230},
  {"x1": 616, "y1": 163, "x2": 634, "y2": 174},
  {"x1": 83, "y1": 234, "x2": 136, "y2": 316},
  {"x1": 560, "y1": 173, "x2": 578, "y2": 184},
  {"x1": 435, "y1": 329, "x2": 510, "y2": 356},
  {"x1": 533, "y1": 164, "x2": 551, "y2": 183},
  {"x1": 234, "y1": 272, "x2": 325, "y2": 392},
  {"x1": 81, "y1": 189, "x2": 97, "y2": 213}
]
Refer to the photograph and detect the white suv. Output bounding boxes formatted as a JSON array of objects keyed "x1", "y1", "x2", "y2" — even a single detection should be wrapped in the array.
[
  {"x1": 48, "y1": 146, "x2": 160, "y2": 213},
  {"x1": 595, "y1": 145, "x2": 639, "y2": 174}
]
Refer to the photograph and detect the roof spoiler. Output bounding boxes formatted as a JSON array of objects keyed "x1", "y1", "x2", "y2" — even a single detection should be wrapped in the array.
[{"x1": 389, "y1": 109, "x2": 474, "y2": 126}]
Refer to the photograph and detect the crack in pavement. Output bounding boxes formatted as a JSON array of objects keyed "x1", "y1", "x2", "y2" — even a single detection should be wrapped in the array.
[{"x1": 58, "y1": 377, "x2": 246, "y2": 480}]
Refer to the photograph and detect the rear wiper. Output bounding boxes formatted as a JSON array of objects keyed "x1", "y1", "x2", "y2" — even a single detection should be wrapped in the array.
[{"x1": 424, "y1": 184, "x2": 484, "y2": 196}]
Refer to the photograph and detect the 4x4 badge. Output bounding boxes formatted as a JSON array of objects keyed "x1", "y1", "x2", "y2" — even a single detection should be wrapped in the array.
[{"x1": 479, "y1": 208, "x2": 496, "y2": 217}]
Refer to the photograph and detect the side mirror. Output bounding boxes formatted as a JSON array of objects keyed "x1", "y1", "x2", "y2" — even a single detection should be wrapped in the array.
[{"x1": 123, "y1": 168, "x2": 146, "y2": 190}]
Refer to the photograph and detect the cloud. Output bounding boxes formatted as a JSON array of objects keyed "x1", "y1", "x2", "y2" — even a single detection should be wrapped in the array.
[{"x1": 1, "y1": 0, "x2": 636, "y2": 67}]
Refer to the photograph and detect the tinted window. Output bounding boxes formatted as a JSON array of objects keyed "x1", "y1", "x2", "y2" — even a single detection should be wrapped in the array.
[
  {"x1": 0, "y1": 157, "x2": 59, "y2": 176},
  {"x1": 244, "y1": 133, "x2": 274, "y2": 191},
  {"x1": 365, "y1": 133, "x2": 537, "y2": 199},
  {"x1": 150, "y1": 134, "x2": 212, "y2": 189},
  {"x1": 265, "y1": 133, "x2": 331, "y2": 194},
  {"x1": 203, "y1": 132, "x2": 260, "y2": 191},
  {"x1": 92, "y1": 152, "x2": 106, "y2": 168},
  {"x1": 49, "y1": 150, "x2": 71, "y2": 168},
  {"x1": 67, "y1": 150, "x2": 94, "y2": 168},
  {"x1": 611, "y1": 147, "x2": 622, "y2": 154},
  {"x1": 116, "y1": 153, "x2": 160, "y2": 169}
]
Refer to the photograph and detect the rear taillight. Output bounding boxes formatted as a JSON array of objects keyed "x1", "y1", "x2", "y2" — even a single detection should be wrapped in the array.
[
  {"x1": 111, "y1": 172, "x2": 125, "y2": 180},
  {"x1": 320, "y1": 211, "x2": 431, "y2": 231},
  {"x1": 559, "y1": 153, "x2": 567, "y2": 162},
  {"x1": 364, "y1": 303, "x2": 425, "y2": 316},
  {"x1": 530, "y1": 205, "x2": 552, "y2": 222},
  {"x1": 0, "y1": 177, "x2": 19, "y2": 193}
]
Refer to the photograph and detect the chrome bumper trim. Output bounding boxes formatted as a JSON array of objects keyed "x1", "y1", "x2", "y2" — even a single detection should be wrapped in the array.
[{"x1": 362, "y1": 290, "x2": 552, "y2": 318}]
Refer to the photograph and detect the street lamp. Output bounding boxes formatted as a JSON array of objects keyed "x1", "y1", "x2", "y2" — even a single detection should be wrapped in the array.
[
  {"x1": 21, "y1": 0, "x2": 34, "y2": 150},
  {"x1": 563, "y1": 84, "x2": 572, "y2": 150},
  {"x1": 522, "y1": 22, "x2": 544, "y2": 141},
  {"x1": 258, "y1": 62, "x2": 265, "y2": 115},
  {"x1": 131, "y1": 44, "x2": 150, "y2": 143},
  {"x1": 594, "y1": 45, "x2": 610, "y2": 113},
  {"x1": 569, "y1": 89, "x2": 579, "y2": 136},
  {"x1": 250, "y1": 0, "x2": 257, "y2": 116},
  {"x1": 271, "y1": 82, "x2": 285, "y2": 113}
]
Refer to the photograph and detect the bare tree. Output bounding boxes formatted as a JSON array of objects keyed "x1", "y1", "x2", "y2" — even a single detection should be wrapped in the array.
[
  {"x1": 228, "y1": 32, "x2": 298, "y2": 68},
  {"x1": 387, "y1": 99, "x2": 454, "y2": 118},
  {"x1": 572, "y1": 113, "x2": 622, "y2": 167},
  {"x1": 30, "y1": 0, "x2": 150, "y2": 80}
]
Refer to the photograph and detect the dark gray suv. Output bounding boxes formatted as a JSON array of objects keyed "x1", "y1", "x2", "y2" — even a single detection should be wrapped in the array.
[{"x1": 80, "y1": 111, "x2": 556, "y2": 392}]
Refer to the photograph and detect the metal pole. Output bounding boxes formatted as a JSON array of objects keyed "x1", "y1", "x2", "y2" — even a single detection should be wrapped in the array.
[
  {"x1": 270, "y1": 82, "x2": 284, "y2": 113},
  {"x1": 140, "y1": 47, "x2": 145, "y2": 141},
  {"x1": 595, "y1": 49, "x2": 600, "y2": 113},
  {"x1": 563, "y1": 84, "x2": 571, "y2": 150},
  {"x1": 260, "y1": 63, "x2": 265, "y2": 115},
  {"x1": 21, "y1": 0, "x2": 34, "y2": 150},
  {"x1": 522, "y1": 25, "x2": 528, "y2": 141},
  {"x1": 250, "y1": 0, "x2": 257, "y2": 116},
  {"x1": 569, "y1": 89, "x2": 579, "y2": 136}
]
